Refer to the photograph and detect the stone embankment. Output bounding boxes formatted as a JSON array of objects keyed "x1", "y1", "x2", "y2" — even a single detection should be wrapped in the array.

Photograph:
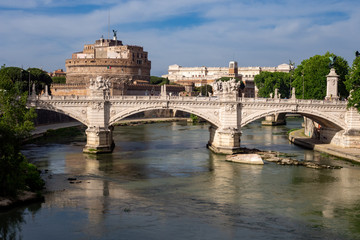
[{"x1": 288, "y1": 129, "x2": 360, "y2": 162}]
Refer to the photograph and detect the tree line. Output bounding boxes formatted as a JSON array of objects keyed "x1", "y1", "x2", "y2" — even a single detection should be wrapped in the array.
[
  {"x1": 0, "y1": 65, "x2": 46, "y2": 197},
  {"x1": 254, "y1": 52, "x2": 360, "y2": 112}
]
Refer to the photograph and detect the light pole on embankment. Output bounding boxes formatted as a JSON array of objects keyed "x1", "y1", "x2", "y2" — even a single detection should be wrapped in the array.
[
  {"x1": 28, "y1": 69, "x2": 31, "y2": 96},
  {"x1": 302, "y1": 70, "x2": 304, "y2": 99}
]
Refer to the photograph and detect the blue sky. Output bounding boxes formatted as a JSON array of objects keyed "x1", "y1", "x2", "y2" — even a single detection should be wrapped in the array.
[{"x1": 0, "y1": 0, "x2": 359, "y2": 76}]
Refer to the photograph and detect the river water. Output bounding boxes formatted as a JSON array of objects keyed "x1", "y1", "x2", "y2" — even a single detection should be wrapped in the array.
[{"x1": 2, "y1": 118, "x2": 360, "y2": 240}]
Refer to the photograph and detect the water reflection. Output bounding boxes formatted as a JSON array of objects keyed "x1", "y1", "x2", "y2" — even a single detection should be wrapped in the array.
[
  {"x1": 0, "y1": 203, "x2": 41, "y2": 240},
  {"x1": 4, "y1": 120, "x2": 360, "y2": 239}
]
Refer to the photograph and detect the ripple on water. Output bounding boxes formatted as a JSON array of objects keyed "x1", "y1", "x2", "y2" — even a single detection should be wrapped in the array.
[{"x1": 5, "y1": 120, "x2": 360, "y2": 240}]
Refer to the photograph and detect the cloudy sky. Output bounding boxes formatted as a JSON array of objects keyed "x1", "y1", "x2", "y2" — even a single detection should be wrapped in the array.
[{"x1": 0, "y1": 0, "x2": 359, "y2": 76}]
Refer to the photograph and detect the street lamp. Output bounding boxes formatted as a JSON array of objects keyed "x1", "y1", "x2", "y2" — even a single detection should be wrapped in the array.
[
  {"x1": 302, "y1": 70, "x2": 304, "y2": 99},
  {"x1": 289, "y1": 60, "x2": 295, "y2": 98},
  {"x1": 28, "y1": 69, "x2": 31, "y2": 96}
]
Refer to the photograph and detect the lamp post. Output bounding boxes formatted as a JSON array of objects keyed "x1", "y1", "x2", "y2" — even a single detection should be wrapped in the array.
[
  {"x1": 302, "y1": 70, "x2": 304, "y2": 99},
  {"x1": 28, "y1": 69, "x2": 31, "y2": 96},
  {"x1": 289, "y1": 60, "x2": 295, "y2": 98}
]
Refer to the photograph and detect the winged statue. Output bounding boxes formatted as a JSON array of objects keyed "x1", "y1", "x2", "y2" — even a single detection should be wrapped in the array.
[{"x1": 329, "y1": 56, "x2": 337, "y2": 68}]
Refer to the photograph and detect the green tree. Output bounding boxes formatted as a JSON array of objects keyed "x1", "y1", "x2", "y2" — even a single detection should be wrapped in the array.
[
  {"x1": 52, "y1": 76, "x2": 66, "y2": 84},
  {"x1": 27, "y1": 68, "x2": 52, "y2": 94},
  {"x1": 150, "y1": 76, "x2": 169, "y2": 85},
  {"x1": 194, "y1": 85, "x2": 213, "y2": 96},
  {"x1": 0, "y1": 76, "x2": 43, "y2": 197},
  {"x1": 254, "y1": 72, "x2": 291, "y2": 98},
  {"x1": 345, "y1": 55, "x2": 360, "y2": 111},
  {"x1": 291, "y1": 52, "x2": 349, "y2": 99},
  {"x1": 0, "y1": 67, "x2": 30, "y2": 93},
  {"x1": 0, "y1": 67, "x2": 52, "y2": 95}
]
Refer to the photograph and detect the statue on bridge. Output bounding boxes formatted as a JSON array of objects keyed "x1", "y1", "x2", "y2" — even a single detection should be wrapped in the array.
[
  {"x1": 329, "y1": 56, "x2": 337, "y2": 68},
  {"x1": 211, "y1": 78, "x2": 241, "y2": 96},
  {"x1": 89, "y1": 76, "x2": 111, "y2": 98},
  {"x1": 89, "y1": 76, "x2": 111, "y2": 91}
]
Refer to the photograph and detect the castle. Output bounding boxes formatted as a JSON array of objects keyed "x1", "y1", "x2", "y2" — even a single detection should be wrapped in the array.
[
  {"x1": 51, "y1": 34, "x2": 184, "y2": 96},
  {"x1": 65, "y1": 33, "x2": 151, "y2": 84}
]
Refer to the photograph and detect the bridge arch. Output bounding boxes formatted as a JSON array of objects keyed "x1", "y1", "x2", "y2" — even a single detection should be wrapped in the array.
[
  {"x1": 109, "y1": 105, "x2": 220, "y2": 127},
  {"x1": 33, "y1": 103, "x2": 89, "y2": 126},
  {"x1": 241, "y1": 108, "x2": 346, "y2": 130}
]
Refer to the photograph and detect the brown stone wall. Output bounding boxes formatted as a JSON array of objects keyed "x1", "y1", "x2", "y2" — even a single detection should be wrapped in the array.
[
  {"x1": 65, "y1": 58, "x2": 151, "y2": 84},
  {"x1": 51, "y1": 84, "x2": 88, "y2": 96},
  {"x1": 50, "y1": 83, "x2": 184, "y2": 97}
]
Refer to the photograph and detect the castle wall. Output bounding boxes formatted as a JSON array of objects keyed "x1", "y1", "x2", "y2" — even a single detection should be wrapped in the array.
[
  {"x1": 66, "y1": 38, "x2": 151, "y2": 85},
  {"x1": 65, "y1": 58, "x2": 151, "y2": 84},
  {"x1": 51, "y1": 83, "x2": 88, "y2": 96},
  {"x1": 50, "y1": 83, "x2": 185, "y2": 97}
]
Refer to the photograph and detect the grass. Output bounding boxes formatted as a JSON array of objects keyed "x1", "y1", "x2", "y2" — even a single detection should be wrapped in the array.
[{"x1": 287, "y1": 128, "x2": 300, "y2": 135}]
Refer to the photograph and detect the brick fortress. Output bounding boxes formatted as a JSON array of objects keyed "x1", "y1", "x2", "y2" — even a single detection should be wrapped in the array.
[
  {"x1": 51, "y1": 33, "x2": 185, "y2": 96},
  {"x1": 66, "y1": 34, "x2": 151, "y2": 84}
]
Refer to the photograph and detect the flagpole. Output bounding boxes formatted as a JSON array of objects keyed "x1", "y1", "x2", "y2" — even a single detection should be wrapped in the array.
[{"x1": 108, "y1": 9, "x2": 110, "y2": 40}]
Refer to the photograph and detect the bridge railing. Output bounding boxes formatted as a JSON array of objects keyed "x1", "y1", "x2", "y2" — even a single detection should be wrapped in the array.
[
  {"x1": 34, "y1": 94, "x2": 347, "y2": 106},
  {"x1": 238, "y1": 97, "x2": 347, "y2": 105},
  {"x1": 109, "y1": 95, "x2": 219, "y2": 101}
]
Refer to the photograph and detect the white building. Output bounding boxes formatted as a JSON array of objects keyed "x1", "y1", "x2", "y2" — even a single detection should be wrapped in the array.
[{"x1": 162, "y1": 61, "x2": 293, "y2": 87}]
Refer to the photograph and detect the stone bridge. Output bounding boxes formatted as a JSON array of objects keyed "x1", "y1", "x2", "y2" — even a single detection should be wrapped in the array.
[{"x1": 27, "y1": 76, "x2": 360, "y2": 154}]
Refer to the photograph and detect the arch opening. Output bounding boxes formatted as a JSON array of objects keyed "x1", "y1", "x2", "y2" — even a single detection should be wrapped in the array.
[
  {"x1": 34, "y1": 109, "x2": 79, "y2": 126},
  {"x1": 242, "y1": 111, "x2": 344, "y2": 131},
  {"x1": 241, "y1": 110, "x2": 346, "y2": 146},
  {"x1": 33, "y1": 105, "x2": 88, "y2": 126}
]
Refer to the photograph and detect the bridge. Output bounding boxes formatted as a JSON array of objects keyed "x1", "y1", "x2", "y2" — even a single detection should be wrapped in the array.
[{"x1": 27, "y1": 73, "x2": 360, "y2": 154}]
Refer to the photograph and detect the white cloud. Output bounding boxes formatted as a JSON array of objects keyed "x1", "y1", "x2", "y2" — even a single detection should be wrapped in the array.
[{"x1": 0, "y1": 0, "x2": 359, "y2": 76}]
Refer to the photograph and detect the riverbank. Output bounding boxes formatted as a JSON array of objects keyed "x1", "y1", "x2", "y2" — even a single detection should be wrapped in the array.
[
  {"x1": 30, "y1": 117, "x2": 190, "y2": 137},
  {"x1": 113, "y1": 117, "x2": 190, "y2": 126},
  {"x1": 0, "y1": 191, "x2": 44, "y2": 211},
  {"x1": 289, "y1": 128, "x2": 360, "y2": 162}
]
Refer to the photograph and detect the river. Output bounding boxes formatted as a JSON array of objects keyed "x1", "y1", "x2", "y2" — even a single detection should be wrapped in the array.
[{"x1": 1, "y1": 117, "x2": 360, "y2": 240}]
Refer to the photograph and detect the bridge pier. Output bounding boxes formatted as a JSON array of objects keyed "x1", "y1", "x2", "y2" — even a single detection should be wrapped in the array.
[
  {"x1": 83, "y1": 126, "x2": 114, "y2": 154},
  {"x1": 342, "y1": 107, "x2": 360, "y2": 148},
  {"x1": 207, "y1": 126, "x2": 242, "y2": 154}
]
